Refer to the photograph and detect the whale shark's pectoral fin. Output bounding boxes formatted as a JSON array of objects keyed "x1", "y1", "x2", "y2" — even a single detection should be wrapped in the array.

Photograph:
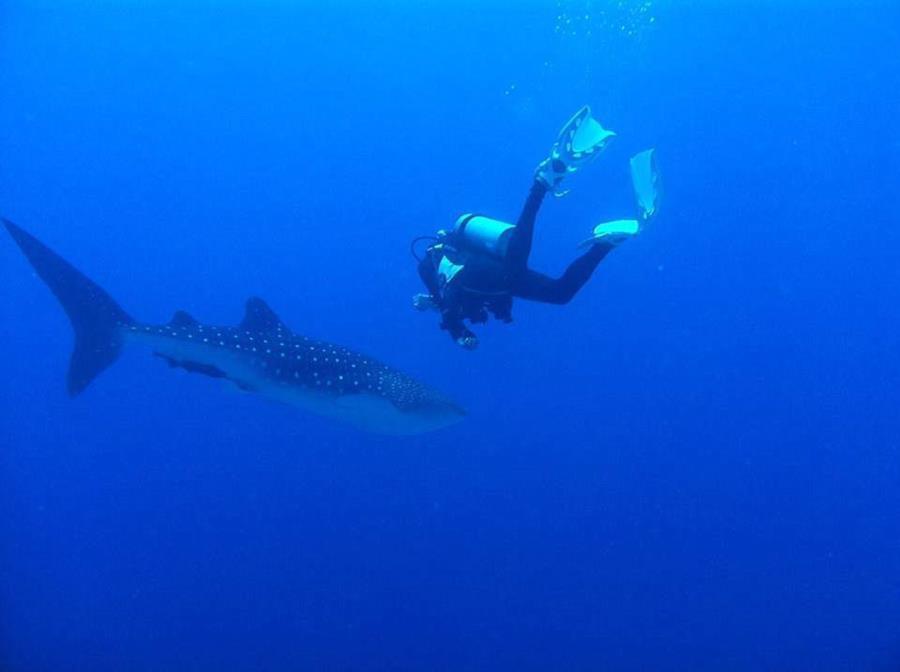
[
  {"x1": 215, "y1": 377, "x2": 257, "y2": 394},
  {"x1": 154, "y1": 352, "x2": 226, "y2": 379},
  {"x1": 154, "y1": 352, "x2": 256, "y2": 393},
  {"x1": 240, "y1": 297, "x2": 290, "y2": 333}
]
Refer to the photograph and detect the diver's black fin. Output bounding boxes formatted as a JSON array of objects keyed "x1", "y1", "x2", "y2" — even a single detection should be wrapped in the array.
[
  {"x1": 3, "y1": 218, "x2": 133, "y2": 396},
  {"x1": 169, "y1": 310, "x2": 198, "y2": 328},
  {"x1": 239, "y1": 297, "x2": 290, "y2": 333}
]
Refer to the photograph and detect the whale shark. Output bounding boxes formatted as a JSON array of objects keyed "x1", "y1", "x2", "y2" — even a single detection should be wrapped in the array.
[{"x1": 3, "y1": 219, "x2": 465, "y2": 435}]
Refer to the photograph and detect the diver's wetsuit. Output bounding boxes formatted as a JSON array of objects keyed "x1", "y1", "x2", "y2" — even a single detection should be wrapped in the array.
[{"x1": 419, "y1": 181, "x2": 615, "y2": 343}]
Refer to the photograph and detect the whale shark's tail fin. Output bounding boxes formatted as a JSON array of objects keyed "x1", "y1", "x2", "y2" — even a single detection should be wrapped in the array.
[{"x1": 3, "y1": 219, "x2": 133, "y2": 396}]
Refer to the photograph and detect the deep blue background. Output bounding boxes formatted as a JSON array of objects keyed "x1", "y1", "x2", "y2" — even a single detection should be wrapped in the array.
[{"x1": 2, "y1": 2, "x2": 899, "y2": 670}]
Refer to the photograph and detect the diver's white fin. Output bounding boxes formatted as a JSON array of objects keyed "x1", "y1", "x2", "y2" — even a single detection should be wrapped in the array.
[
  {"x1": 559, "y1": 106, "x2": 616, "y2": 161},
  {"x1": 578, "y1": 219, "x2": 640, "y2": 249},
  {"x1": 630, "y1": 148, "x2": 660, "y2": 221},
  {"x1": 536, "y1": 105, "x2": 616, "y2": 193}
]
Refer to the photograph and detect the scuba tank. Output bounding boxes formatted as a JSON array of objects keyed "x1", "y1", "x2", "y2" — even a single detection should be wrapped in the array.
[{"x1": 453, "y1": 214, "x2": 516, "y2": 259}]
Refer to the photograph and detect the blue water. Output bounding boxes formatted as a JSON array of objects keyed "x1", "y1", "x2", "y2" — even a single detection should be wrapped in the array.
[{"x1": 2, "y1": 2, "x2": 899, "y2": 670}]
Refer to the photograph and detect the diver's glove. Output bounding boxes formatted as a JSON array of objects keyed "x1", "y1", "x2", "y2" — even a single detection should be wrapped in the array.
[
  {"x1": 412, "y1": 293, "x2": 439, "y2": 312},
  {"x1": 535, "y1": 105, "x2": 616, "y2": 195},
  {"x1": 456, "y1": 335, "x2": 479, "y2": 351}
]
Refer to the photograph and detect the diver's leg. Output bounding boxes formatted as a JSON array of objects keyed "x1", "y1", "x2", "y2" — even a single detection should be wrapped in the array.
[
  {"x1": 506, "y1": 181, "x2": 549, "y2": 271},
  {"x1": 512, "y1": 242, "x2": 614, "y2": 305},
  {"x1": 506, "y1": 106, "x2": 614, "y2": 271}
]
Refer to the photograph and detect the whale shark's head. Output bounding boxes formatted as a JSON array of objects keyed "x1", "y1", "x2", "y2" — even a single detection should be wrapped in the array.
[
  {"x1": 327, "y1": 377, "x2": 466, "y2": 436},
  {"x1": 396, "y1": 394, "x2": 467, "y2": 435}
]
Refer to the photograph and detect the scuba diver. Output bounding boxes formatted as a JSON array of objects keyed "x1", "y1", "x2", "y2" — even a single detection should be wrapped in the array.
[{"x1": 412, "y1": 105, "x2": 659, "y2": 349}]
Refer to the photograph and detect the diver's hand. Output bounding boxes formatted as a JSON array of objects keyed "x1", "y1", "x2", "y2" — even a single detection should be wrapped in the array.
[
  {"x1": 412, "y1": 293, "x2": 438, "y2": 312},
  {"x1": 456, "y1": 335, "x2": 479, "y2": 351}
]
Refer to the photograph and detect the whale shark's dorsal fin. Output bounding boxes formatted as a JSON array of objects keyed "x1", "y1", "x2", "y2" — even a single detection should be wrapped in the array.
[
  {"x1": 169, "y1": 310, "x2": 198, "y2": 328},
  {"x1": 240, "y1": 297, "x2": 290, "y2": 333}
]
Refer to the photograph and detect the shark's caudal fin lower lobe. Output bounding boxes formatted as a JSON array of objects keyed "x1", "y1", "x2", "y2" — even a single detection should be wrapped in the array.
[{"x1": 3, "y1": 219, "x2": 133, "y2": 396}]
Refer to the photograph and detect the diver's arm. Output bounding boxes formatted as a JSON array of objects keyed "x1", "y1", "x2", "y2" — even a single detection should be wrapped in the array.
[
  {"x1": 440, "y1": 287, "x2": 478, "y2": 349},
  {"x1": 442, "y1": 313, "x2": 474, "y2": 342},
  {"x1": 439, "y1": 285, "x2": 467, "y2": 338},
  {"x1": 417, "y1": 256, "x2": 441, "y2": 298}
]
